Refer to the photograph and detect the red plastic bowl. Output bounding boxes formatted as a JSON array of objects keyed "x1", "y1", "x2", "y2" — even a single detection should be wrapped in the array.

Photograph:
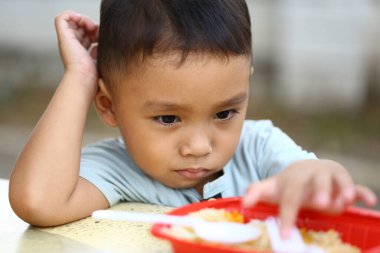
[{"x1": 151, "y1": 197, "x2": 380, "y2": 253}]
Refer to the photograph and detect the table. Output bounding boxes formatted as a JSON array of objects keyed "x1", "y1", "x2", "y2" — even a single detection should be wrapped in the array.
[{"x1": 0, "y1": 178, "x2": 174, "y2": 253}]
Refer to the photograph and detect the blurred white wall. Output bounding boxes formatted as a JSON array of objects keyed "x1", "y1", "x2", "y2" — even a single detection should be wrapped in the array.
[
  {"x1": 274, "y1": 0, "x2": 377, "y2": 112},
  {"x1": 0, "y1": 0, "x2": 99, "y2": 53},
  {"x1": 249, "y1": 0, "x2": 380, "y2": 112},
  {"x1": 0, "y1": 0, "x2": 100, "y2": 93}
]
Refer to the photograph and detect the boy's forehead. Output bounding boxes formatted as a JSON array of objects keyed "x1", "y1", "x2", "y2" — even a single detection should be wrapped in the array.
[
  {"x1": 109, "y1": 56, "x2": 251, "y2": 113},
  {"x1": 132, "y1": 53, "x2": 251, "y2": 74},
  {"x1": 110, "y1": 53, "x2": 251, "y2": 94}
]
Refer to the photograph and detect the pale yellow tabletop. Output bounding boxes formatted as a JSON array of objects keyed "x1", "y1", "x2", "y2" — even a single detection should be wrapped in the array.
[{"x1": 0, "y1": 178, "x2": 174, "y2": 253}]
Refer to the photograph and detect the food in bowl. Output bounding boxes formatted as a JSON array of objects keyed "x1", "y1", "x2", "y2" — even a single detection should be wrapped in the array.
[{"x1": 161, "y1": 208, "x2": 360, "y2": 253}]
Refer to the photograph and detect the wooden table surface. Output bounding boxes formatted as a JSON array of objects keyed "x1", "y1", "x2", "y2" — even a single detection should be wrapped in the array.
[{"x1": 0, "y1": 178, "x2": 174, "y2": 253}]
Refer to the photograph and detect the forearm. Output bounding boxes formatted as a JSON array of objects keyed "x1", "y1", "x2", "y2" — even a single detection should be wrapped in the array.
[{"x1": 9, "y1": 72, "x2": 96, "y2": 221}]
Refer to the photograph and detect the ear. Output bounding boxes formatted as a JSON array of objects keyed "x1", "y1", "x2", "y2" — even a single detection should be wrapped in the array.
[{"x1": 94, "y1": 79, "x2": 118, "y2": 127}]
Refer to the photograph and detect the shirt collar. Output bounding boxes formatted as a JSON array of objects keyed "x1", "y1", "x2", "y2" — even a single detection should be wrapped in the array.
[{"x1": 202, "y1": 162, "x2": 232, "y2": 199}]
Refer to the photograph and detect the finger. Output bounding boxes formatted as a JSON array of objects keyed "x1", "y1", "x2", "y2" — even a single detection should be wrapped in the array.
[
  {"x1": 73, "y1": 26, "x2": 85, "y2": 41},
  {"x1": 55, "y1": 11, "x2": 98, "y2": 45},
  {"x1": 55, "y1": 11, "x2": 82, "y2": 40},
  {"x1": 322, "y1": 185, "x2": 376, "y2": 214},
  {"x1": 312, "y1": 172, "x2": 332, "y2": 209},
  {"x1": 279, "y1": 187, "x2": 304, "y2": 238},
  {"x1": 242, "y1": 179, "x2": 277, "y2": 208},
  {"x1": 330, "y1": 162, "x2": 356, "y2": 204},
  {"x1": 75, "y1": 15, "x2": 99, "y2": 45},
  {"x1": 76, "y1": 14, "x2": 98, "y2": 33},
  {"x1": 71, "y1": 19, "x2": 97, "y2": 39},
  {"x1": 325, "y1": 195, "x2": 346, "y2": 214},
  {"x1": 355, "y1": 185, "x2": 378, "y2": 207}
]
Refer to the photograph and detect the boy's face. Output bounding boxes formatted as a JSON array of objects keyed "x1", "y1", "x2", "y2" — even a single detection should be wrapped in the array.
[{"x1": 108, "y1": 55, "x2": 251, "y2": 193}]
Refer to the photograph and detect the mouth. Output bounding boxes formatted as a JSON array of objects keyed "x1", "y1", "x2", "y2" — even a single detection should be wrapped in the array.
[{"x1": 175, "y1": 168, "x2": 210, "y2": 180}]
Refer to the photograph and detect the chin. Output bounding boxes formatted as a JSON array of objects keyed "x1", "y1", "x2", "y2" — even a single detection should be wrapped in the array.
[{"x1": 162, "y1": 181, "x2": 199, "y2": 190}]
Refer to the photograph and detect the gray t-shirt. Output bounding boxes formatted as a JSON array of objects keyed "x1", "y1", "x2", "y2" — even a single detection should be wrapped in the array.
[{"x1": 79, "y1": 120, "x2": 316, "y2": 207}]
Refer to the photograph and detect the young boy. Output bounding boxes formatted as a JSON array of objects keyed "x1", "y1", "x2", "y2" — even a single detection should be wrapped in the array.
[{"x1": 9, "y1": 0, "x2": 376, "y2": 238}]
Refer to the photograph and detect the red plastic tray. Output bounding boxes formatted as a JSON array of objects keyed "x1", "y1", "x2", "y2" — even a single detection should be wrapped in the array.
[{"x1": 151, "y1": 197, "x2": 380, "y2": 253}]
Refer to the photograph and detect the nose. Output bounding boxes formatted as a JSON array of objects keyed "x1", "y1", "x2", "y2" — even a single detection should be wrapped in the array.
[{"x1": 179, "y1": 128, "x2": 212, "y2": 157}]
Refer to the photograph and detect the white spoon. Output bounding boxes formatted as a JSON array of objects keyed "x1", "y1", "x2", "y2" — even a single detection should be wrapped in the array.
[
  {"x1": 92, "y1": 210, "x2": 261, "y2": 244},
  {"x1": 265, "y1": 217, "x2": 325, "y2": 253}
]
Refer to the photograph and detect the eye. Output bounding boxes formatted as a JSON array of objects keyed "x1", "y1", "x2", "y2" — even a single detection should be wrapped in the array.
[
  {"x1": 215, "y1": 109, "x2": 238, "y2": 120},
  {"x1": 154, "y1": 115, "x2": 180, "y2": 126}
]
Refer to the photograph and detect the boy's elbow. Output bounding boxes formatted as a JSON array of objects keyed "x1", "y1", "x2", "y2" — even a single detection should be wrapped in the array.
[{"x1": 9, "y1": 185, "x2": 62, "y2": 227}]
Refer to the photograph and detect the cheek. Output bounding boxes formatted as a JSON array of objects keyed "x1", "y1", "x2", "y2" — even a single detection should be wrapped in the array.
[
  {"x1": 212, "y1": 127, "x2": 242, "y2": 163},
  {"x1": 220, "y1": 119, "x2": 245, "y2": 153},
  {"x1": 219, "y1": 131, "x2": 241, "y2": 156},
  {"x1": 122, "y1": 127, "x2": 174, "y2": 169}
]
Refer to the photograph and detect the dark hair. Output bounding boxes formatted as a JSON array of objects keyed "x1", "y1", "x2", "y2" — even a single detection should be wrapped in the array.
[{"x1": 98, "y1": 0, "x2": 252, "y2": 87}]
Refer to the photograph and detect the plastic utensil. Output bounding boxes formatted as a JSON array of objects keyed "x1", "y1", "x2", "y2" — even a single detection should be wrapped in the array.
[
  {"x1": 92, "y1": 210, "x2": 261, "y2": 244},
  {"x1": 265, "y1": 217, "x2": 325, "y2": 253}
]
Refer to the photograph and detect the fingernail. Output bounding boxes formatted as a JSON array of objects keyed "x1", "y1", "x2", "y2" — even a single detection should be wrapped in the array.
[
  {"x1": 317, "y1": 193, "x2": 328, "y2": 206},
  {"x1": 343, "y1": 188, "x2": 355, "y2": 201},
  {"x1": 368, "y1": 193, "x2": 377, "y2": 205}
]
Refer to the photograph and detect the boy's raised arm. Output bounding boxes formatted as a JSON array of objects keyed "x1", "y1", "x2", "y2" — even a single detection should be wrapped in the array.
[{"x1": 9, "y1": 11, "x2": 109, "y2": 227}]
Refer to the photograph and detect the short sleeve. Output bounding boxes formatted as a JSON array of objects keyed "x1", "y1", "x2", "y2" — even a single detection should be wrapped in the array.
[{"x1": 79, "y1": 138, "x2": 129, "y2": 206}]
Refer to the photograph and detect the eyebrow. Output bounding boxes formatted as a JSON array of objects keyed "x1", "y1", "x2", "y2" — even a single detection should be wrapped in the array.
[
  {"x1": 143, "y1": 100, "x2": 184, "y2": 111},
  {"x1": 215, "y1": 92, "x2": 248, "y2": 108},
  {"x1": 143, "y1": 92, "x2": 248, "y2": 111}
]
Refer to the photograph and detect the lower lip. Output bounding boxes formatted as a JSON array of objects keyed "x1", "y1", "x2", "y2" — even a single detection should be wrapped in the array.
[{"x1": 176, "y1": 169, "x2": 209, "y2": 180}]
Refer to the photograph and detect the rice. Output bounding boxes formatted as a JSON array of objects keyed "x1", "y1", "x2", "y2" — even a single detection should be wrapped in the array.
[{"x1": 162, "y1": 208, "x2": 360, "y2": 253}]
